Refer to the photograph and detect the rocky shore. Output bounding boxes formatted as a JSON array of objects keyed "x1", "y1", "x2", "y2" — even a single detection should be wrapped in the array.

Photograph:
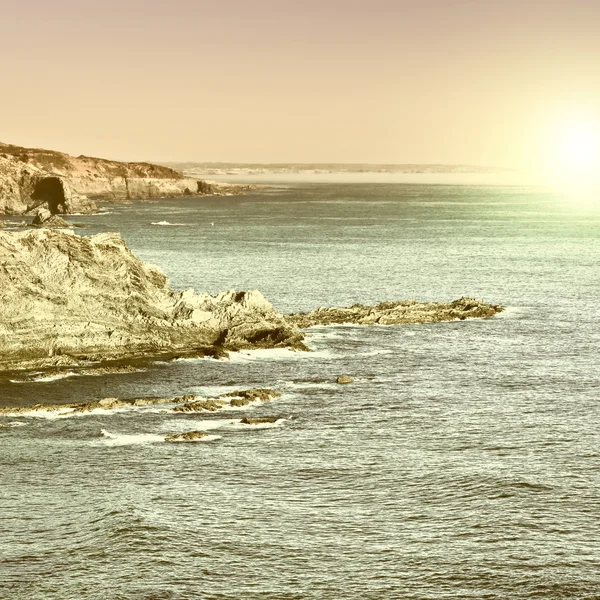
[
  {"x1": 0, "y1": 229, "x2": 305, "y2": 373},
  {"x1": 0, "y1": 388, "x2": 279, "y2": 416},
  {"x1": 0, "y1": 228, "x2": 502, "y2": 381},
  {"x1": 0, "y1": 141, "x2": 255, "y2": 216}
]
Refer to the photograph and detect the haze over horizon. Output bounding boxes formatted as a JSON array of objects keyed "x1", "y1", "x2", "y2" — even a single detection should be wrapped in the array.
[{"x1": 2, "y1": 0, "x2": 599, "y2": 170}]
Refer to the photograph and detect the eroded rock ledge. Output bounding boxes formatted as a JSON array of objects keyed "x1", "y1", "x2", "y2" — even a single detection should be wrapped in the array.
[
  {"x1": 287, "y1": 297, "x2": 502, "y2": 328},
  {"x1": 0, "y1": 229, "x2": 304, "y2": 372}
]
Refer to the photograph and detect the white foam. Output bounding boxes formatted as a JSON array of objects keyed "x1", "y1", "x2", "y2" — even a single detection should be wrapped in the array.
[
  {"x1": 186, "y1": 385, "x2": 244, "y2": 397},
  {"x1": 171, "y1": 356, "x2": 217, "y2": 363},
  {"x1": 10, "y1": 368, "x2": 145, "y2": 384},
  {"x1": 1, "y1": 407, "x2": 76, "y2": 420},
  {"x1": 2, "y1": 421, "x2": 28, "y2": 427},
  {"x1": 99, "y1": 429, "x2": 166, "y2": 446},
  {"x1": 98, "y1": 429, "x2": 223, "y2": 446},
  {"x1": 492, "y1": 306, "x2": 524, "y2": 319},
  {"x1": 10, "y1": 371, "x2": 78, "y2": 383},
  {"x1": 151, "y1": 221, "x2": 186, "y2": 226},
  {"x1": 3, "y1": 403, "x2": 173, "y2": 420},
  {"x1": 160, "y1": 418, "x2": 235, "y2": 432},
  {"x1": 227, "y1": 347, "x2": 333, "y2": 363}
]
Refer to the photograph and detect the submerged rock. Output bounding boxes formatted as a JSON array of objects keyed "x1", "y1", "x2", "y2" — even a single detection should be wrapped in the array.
[
  {"x1": 240, "y1": 416, "x2": 279, "y2": 425},
  {"x1": 164, "y1": 431, "x2": 209, "y2": 443},
  {"x1": 287, "y1": 297, "x2": 503, "y2": 328},
  {"x1": 336, "y1": 376, "x2": 354, "y2": 384},
  {"x1": 221, "y1": 388, "x2": 281, "y2": 402},
  {"x1": 0, "y1": 229, "x2": 305, "y2": 372}
]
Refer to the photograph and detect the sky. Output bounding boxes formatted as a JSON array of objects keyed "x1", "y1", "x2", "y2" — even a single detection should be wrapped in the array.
[{"x1": 1, "y1": 0, "x2": 600, "y2": 167}]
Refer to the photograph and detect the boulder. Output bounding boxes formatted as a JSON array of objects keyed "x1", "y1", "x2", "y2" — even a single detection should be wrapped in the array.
[
  {"x1": 31, "y1": 208, "x2": 73, "y2": 228},
  {"x1": 336, "y1": 376, "x2": 355, "y2": 384},
  {"x1": 31, "y1": 208, "x2": 52, "y2": 225}
]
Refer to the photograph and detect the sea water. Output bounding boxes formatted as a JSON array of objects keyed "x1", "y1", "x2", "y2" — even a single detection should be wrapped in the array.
[{"x1": 1, "y1": 182, "x2": 599, "y2": 599}]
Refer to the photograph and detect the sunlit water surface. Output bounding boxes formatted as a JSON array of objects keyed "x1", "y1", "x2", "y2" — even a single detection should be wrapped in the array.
[{"x1": 1, "y1": 183, "x2": 599, "y2": 599}]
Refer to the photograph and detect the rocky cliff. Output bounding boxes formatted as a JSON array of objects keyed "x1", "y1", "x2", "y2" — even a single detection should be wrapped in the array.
[
  {"x1": 0, "y1": 229, "x2": 304, "y2": 372},
  {"x1": 0, "y1": 142, "x2": 247, "y2": 216},
  {"x1": 0, "y1": 229, "x2": 503, "y2": 374}
]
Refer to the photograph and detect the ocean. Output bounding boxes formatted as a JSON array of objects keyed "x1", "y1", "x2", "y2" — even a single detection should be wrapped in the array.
[{"x1": 1, "y1": 181, "x2": 600, "y2": 599}]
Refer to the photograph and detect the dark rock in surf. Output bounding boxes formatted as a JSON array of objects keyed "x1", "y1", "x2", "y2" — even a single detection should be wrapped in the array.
[
  {"x1": 221, "y1": 388, "x2": 281, "y2": 403},
  {"x1": 240, "y1": 416, "x2": 279, "y2": 425},
  {"x1": 172, "y1": 399, "x2": 227, "y2": 413},
  {"x1": 164, "y1": 431, "x2": 209, "y2": 443}
]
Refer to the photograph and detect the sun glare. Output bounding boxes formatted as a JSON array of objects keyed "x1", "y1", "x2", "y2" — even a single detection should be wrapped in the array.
[
  {"x1": 554, "y1": 121, "x2": 600, "y2": 175},
  {"x1": 542, "y1": 117, "x2": 600, "y2": 199}
]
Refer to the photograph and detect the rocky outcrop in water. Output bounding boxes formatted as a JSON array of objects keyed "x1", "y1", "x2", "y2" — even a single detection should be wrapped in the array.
[
  {"x1": 221, "y1": 389, "x2": 281, "y2": 403},
  {"x1": 0, "y1": 228, "x2": 502, "y2": 376},
  {"x1": 172, "y1": 389, "x2": 280, "y2": 413},
  {"x1": 0, "y1": 229, "x2": 305, "y2": 372},
  {"x1": 240, "y1": 416, "x2": 279, "y2": 425},
  {"x1": 0, "y1": 141, "x2": 254, "y2": 215},
  {"x1": 287, "y1": 297, "x2": 502, "y2": 328},
  {"x1": 165, "y1": 431, "x2": 209, "y2": 442},
  {"x1": 0, "y1": 388, "x2": 281, "y2": 416},
  {"x1": 31, "y1": 208, "x2": 73, "y2": 228}
]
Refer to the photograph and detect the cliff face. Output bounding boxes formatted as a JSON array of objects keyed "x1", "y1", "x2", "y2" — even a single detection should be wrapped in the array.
[
  {"x1": 0, "y1": 154, "x2": 97, "y2": 215},
  {"x1": 0, "y1": 142, "x2": 226, "y2": 216},
  {"x1": 0, "y1": 229, "x2": 304, "y2": 372}
]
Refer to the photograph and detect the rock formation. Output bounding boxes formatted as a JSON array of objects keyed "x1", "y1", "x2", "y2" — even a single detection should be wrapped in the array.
[
  {"x1": 0, "y1": 388, "x2": 280, "y2": 416},
  {"x1": 287, "y1": 297, "x2": 502, "y2": 328},
  {"x1": 240, "y1": 416, "x2": 279, "y2": 425},
  {"x1": 165, "y1": 431, "x2": 210, "y2": 443},
  {"x1": 0, "y1": 229, "x2": 305, "y2": 372},
  {"x1": 0, "y1": 228, "x2": 502, "y2": 376},
  {"x1": 31, "y1": 208, "x2": 74, "y2": 228},
  {"x1": 172, "y1": 389, "x2": 280, "y2": 413},
  {"x1": 0, "y1": 141, "x2": 253, "y2": 216}
]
